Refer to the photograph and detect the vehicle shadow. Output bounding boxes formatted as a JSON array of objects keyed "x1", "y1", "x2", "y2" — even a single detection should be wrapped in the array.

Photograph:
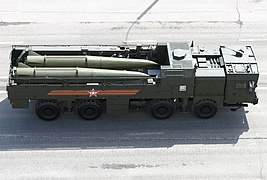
[{"x1": 0, "y1": 98, "x2": 249, "y2": 150}]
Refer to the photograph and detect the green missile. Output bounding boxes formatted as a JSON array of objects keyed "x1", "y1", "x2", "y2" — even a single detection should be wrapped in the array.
[
  {"x1": 24, "y1": 55, "x2": 158, "y2": 69},
  {"x1": 14, "y1": 67, "x2": 150, "y2": 78}
]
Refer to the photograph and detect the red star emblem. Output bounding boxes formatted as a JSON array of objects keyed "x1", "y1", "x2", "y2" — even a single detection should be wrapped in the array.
[{"x1": 88, "y1": 89, "x2": 98, "y2": 97}]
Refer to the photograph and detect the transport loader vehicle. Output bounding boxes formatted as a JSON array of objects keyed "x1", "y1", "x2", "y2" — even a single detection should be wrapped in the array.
[{"x1": 7, "y1": 42, "x2": 259, "y2": 120}]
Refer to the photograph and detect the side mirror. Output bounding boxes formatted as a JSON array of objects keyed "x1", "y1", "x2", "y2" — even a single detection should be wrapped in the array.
[{"x1": 249, "y1": 81, "x2": 256, "y2": 93}]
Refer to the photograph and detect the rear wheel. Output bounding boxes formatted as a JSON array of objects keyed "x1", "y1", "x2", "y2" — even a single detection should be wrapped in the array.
[
  {"x1": 193, "y1": 99, "x2": 218, "y2": 119},
  {"x1": 76, "y1": 101, "x2": 102, "y2": 120},
  {"x1": 35, "y1": 100, "x2": 61, "y2": 121},
  {"x1": 149, "y1": 99, "x2": 175, "y2": 119}
]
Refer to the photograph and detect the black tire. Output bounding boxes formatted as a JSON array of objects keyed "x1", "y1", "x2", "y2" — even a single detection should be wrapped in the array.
[
  {"x1": 193, "y1": 99, "x2": 218, "y2": 119},
  {"x1": 35, "y1": 100, "x2": 61, "y2": 121},
  {"x1": 149, "y1": 100, "x2": 175, "y2": 119},
  {"x1": 76, "y1": 101, "x2": 102, "y2": 120}
]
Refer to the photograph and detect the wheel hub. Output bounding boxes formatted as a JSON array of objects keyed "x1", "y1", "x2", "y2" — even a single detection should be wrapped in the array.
[
  {"x1": 200, "y1": 106, "x2": 212, "y2": 114},
  {"x1": 157, "y1": 106, "x2": 168, "y2": 115},
  {"x1": 43, "y1": 108, "x2": 54, "y2": 116},
  {"x1": 84, "y1": 107, "x2": 95, "y2": 116}
]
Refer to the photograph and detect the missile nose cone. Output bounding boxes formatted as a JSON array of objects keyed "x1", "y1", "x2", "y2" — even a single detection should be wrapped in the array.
[{"x1": 146, "y1": 60, "x2": 158, "y2": 66}]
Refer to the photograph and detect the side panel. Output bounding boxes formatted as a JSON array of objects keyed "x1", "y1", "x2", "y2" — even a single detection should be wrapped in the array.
[
  {"x1": 106, "y1": 97, "x2": 129, "y2": 115},
  {"x1": 193, "y1": 69, "x2": 226, "y2": 105}
]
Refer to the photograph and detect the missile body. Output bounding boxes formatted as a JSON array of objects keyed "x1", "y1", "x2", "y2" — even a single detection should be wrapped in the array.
[
  {"x1": 15, "y1": 67, "x2": 149, "y2": 78},
  {"x1": 25, "y1": 55, "x2": 158, "y2": 69}
]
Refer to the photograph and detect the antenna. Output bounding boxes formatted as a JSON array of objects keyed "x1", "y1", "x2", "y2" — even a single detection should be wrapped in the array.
[{"x1": 190, "y1": 41, "x2": 194, "y2": 48}]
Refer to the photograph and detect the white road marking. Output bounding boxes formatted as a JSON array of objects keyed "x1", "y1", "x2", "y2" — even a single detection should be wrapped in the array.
[
  {"x1": 0, "y1": 91, "x2": 7, "y2": 94},
  {"x1": 0, "y1": 76, "x2": 8, "y2": 80},
  {"x1": 123, "y1": 40, "x2": 157, "y2": 45},
  {"x1": 240, "y1": 39, "x2": 267, "y2": 42},
  {"x1": 0, "y1": 42, "x2": 24, "y2": 45},
  {"x1": 129, "y1": 132, "x2": 164, "y2": 136},
  {"x1": 256, "y1": 87, "x2": 267, "y2": 90}
]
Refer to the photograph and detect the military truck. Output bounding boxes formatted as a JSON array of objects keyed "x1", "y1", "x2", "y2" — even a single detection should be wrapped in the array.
[{"x1": 6, "y1": 42, "x2": 259, "y2": 120}]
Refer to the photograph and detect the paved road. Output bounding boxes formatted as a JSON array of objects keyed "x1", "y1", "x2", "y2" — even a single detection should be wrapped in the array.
[{"x1": 0, "y1": 0, "x2": 267, "y2": 179}]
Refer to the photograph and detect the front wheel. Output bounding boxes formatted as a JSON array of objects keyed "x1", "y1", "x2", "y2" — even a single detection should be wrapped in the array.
[{"x1": 193, "y1": 99, "x2": 218, "y2": 119}]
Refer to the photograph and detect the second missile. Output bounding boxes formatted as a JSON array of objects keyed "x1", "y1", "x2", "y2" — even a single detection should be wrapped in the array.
[
  {"x1": 24, "y1": 54, "x2": 158, "y2": 69},
  {"x1": 14, "y1": 67, "x2": 150, "y2": 79}
]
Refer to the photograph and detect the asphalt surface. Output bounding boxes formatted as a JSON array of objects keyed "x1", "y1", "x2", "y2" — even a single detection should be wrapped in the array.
[{"x1": 0, "y1": 0, "x2": 267, "y2": 179}]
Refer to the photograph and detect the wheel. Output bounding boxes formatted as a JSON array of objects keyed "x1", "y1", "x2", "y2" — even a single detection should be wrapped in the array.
[
  {"x1": 149, "y1": 99, "x2": 175, "y2": 119},
  {"x1": 76, "y1": 101, "x2": 102, "y2": 120},
  {"x1": 35, "y1": 100, "x2": 61, "y2": 121},
  {"x1": 193, "y1": 99, "x2": 218, "y2": 119}
]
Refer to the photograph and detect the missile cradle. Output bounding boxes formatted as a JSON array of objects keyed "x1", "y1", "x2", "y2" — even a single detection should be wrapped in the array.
[{"x1": 15, "y1": 53, "x2": 157, "y2": 78}]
